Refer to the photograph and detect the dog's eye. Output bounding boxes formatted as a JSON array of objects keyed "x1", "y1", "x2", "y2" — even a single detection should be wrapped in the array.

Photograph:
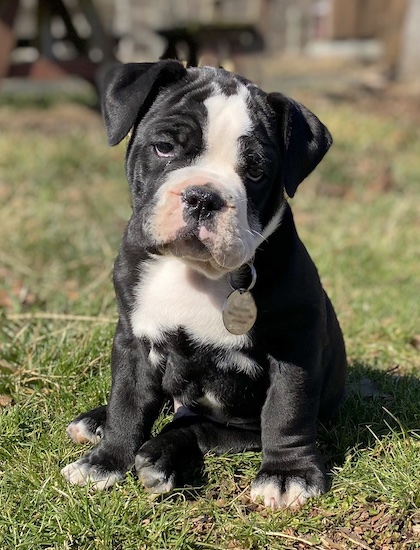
[
  {"x1": 246, "y1": 167, "x2": 264, "y2": 182},
  {"x1": 154, "y1": 142, "x2": 175, "y2": 158}
]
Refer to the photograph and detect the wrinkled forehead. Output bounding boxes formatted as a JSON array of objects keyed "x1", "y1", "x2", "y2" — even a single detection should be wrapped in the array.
[
  {"x1": 140, "y1": 67, "x2": 274, "y2": 171},
  {"x1": 144, "y1": 67, "x2": 270, "y2": 136}
]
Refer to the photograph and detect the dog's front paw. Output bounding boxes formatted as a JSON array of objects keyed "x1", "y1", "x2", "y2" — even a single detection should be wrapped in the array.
[
  {"x1": 250, "y1": 469, "x2": 327, "y2": 509},
  {"x1": 61, "y1": 451, "x2": 124, "y2": 490},
  {"x1": 135, "y1": 442, "x2": 177, "y2": 494}
]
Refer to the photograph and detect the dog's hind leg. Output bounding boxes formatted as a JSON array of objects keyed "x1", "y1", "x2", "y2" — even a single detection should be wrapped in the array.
[
  {"x1": 65, "y1": 405, "x2": 107, "y2": 445},
  {"x1": 135, "y1": 418, "x2": 261, "y2": 494}
]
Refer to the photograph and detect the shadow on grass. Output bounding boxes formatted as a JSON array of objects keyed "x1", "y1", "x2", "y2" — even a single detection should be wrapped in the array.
[{"x1": 320, "y1": 362, "x2": 420, "y2": 470}]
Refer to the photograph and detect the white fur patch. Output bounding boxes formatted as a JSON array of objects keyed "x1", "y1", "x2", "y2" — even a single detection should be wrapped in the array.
[
  {"x1": 250, "y1": 476, "x2": 320, "y2": 509},
  {"x1": 201, "y1": 88, "x2": 252, "y2": 171},
  {"x1": 135, "y1": 455, "x2": 176, "y2": 494},
  {"x1": 222, "y1": 350, "x2": 262, "y2": 378},
  {"x1": 196, "y1": 89, "x2": 256, "y2": 266},
  {"x1": 258, "y1": 202, "x2": 287, "y2": 245},
  {"x1": 148, "y1": 344, "x2": 165, "y2": 367},
  {"x1": 197, "y1": 390, "x2": 224, "y2": 411},
  {"x1": 66, "y1": 419, "x2": 102, "y2": 445},
  {"x1": 61, "y1": 459, "x2": 123, "y2": 490},
  {"x1": 131, "y1": 255, "x2": 251, "y2": 348}
]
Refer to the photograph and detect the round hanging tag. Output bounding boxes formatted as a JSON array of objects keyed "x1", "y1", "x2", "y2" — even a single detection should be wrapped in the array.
[{"x1": 222, "y1": 289, "x2": 257, "y2": 335}]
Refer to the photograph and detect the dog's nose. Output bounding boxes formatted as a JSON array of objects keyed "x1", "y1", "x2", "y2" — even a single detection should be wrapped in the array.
[{"x1": 182, "y1": 186, "x2": 225, "y2": 220}]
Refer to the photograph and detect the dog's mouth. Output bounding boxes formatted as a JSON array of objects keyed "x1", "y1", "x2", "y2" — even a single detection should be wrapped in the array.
[
  {"x1": 157, "y1": 225, "x2": 241, "y2": 279},
  {"x1": 158, "y1": 232, "x2": 212, "y2": 262}
]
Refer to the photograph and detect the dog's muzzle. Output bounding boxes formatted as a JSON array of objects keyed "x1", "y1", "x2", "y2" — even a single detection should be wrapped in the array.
[{"x1": 151, "y1": 171, "x2": 258, "y2": 276}]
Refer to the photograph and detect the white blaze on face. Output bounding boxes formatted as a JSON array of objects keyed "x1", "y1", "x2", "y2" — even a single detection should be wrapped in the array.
[
  {"x1": 150, "y1": 85, "x2": 261, "y2": 276},
  {"x1": 200, "y1": 88, "x2": 252, "y2": 172}
]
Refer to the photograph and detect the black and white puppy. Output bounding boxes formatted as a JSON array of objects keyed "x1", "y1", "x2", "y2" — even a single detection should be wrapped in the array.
[{"x1": 61, "y1": 61, "x2": 347, "y2": 509}]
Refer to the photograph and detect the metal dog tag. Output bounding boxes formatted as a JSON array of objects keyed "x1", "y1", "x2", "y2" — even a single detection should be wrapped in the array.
[{"x1": 223, "y1": 289, "x2": 257, "y2": 335}]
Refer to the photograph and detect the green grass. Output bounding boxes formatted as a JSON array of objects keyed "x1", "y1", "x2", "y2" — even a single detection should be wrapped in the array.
[{"x1": 0, "y1": 90, "x2": 419, "y2": 549}]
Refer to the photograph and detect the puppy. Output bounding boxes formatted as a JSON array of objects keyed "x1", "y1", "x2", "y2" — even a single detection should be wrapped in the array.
[{"x1": 61, "y1": 61, "x2": 347, "y2": 509}]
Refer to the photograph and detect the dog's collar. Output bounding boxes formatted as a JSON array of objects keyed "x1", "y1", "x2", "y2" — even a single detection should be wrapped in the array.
[{"x1": 228, "y1": 261, "x2": 257, "y2": 292}]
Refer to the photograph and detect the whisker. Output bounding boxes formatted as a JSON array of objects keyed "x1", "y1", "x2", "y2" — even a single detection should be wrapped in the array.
[{"x1": 251, "y1": 229, "x2": 266, "y2": 241}]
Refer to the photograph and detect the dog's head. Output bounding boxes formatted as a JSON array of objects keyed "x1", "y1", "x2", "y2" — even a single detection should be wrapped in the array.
[{"x1": 101, "y1": 61, "x2": 332, "y2": 279}]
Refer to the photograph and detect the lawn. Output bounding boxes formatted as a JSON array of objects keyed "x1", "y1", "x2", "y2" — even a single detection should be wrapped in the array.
[{"x1": 0, "y1": 82, "x2": 419, "y2": 549}]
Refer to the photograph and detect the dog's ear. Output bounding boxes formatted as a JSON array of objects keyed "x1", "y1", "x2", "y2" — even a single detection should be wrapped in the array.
[
  {"x1": 99, "y1": 60, "x2": 188, "y2": 146},
  {"x1": 267, "y1": 92, "x2": 332, "y2": 198}
]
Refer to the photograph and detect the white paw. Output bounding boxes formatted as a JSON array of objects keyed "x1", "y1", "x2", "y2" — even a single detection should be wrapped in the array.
[
  {"x1": 250, "y1": 476, "x2": 321, "y2": 509},
  {"x1": 66, "y1": 419, "x2": 103, "y2": 445},
  {"x1": 135, "y1": 454, "x2": 175, "y2": 494},
  {"x1": 61, "y1": 459, "x2": 122, "y2": 490}
]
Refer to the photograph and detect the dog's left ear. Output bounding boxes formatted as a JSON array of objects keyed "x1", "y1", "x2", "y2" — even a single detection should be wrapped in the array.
[
  {"x1": 267, "y1": 93, "x2": 332, "y2": 198},
  {"x1": 99, "y1": 60, "x2": 188, "y2": 146}
]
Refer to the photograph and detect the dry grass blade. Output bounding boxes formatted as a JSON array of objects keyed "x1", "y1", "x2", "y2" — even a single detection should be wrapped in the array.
[{"x1": 254, "y1": 528, "x2": 318, "y2": 546}]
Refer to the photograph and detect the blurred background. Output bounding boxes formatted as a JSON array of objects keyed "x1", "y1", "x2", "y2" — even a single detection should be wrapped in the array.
[{"x1": 1, "y1": 0, "x2": 420, "y2": 93}]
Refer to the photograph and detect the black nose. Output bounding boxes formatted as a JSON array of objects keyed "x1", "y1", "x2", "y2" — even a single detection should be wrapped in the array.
[{"x1": 182, "y1": 186, "x2": 225, "y2": 220}]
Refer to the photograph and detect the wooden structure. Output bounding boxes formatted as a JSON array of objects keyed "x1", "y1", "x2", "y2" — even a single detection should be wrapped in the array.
[
  {"x1": 157, "y1": 24, "x2": 263, "y2": 68},
  {"x1": 121, "y1": 0, "x2": 265, "y2": 68},
  {"x1": 0, "y1": 0, "x2": 115, "y2": 84},
  {"x1": 329, "y1": 0, "x2": 409, "y2": 78},
  {"x1": 0, "y1": 0, "x2": 265, "y2": 85}
]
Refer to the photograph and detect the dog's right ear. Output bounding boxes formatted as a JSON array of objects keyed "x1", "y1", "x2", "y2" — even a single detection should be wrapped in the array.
[
  {"x1": 267, "y1": 92, "x2": 332, "y2": 198},
  {"x1": 99, "y1": 61, "x2": 188, "y2": 146}
]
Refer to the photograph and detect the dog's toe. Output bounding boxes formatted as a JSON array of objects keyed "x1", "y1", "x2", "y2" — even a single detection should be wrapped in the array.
[
  {"x1": 251, "y1": 477, "x2": 283, "y2": 508},
  {"x1": 251, "y1": 472, "x2": 324, "y2": 509},
  {"x1": 137, "y1": 464, "x2": 176, "y2": 494},
  {"x1": 66, "y1": 419, "x2": 103, "y2": 445},
  {"x1": 135, "y1": 453, "x2": 176, "y2": 494},
  {"x1": 61, "y1": 458, "x2": 122, "y2": 490},
  {"x1": 61, "y1": 459, "x2": 91, "y2": 485}
]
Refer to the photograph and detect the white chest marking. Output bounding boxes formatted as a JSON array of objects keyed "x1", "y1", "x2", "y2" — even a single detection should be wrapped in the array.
[{"x1": 131, "y1": 256, "x2": 251, "y2": 348}]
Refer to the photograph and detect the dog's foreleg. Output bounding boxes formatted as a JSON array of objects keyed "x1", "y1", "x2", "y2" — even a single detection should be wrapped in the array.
[
  {"x1": 251, "y1": 359, "x2": 327, "y2": 509},
  {"x1": 61, "y1": 321, "x2": 164, "y2": 489}
]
